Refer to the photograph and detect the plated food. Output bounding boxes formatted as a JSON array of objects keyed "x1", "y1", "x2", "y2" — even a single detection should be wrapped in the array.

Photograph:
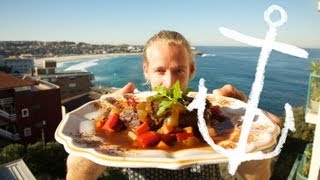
[{"x1": 55, "y1": 85, "x2": 280, "y2": 169}]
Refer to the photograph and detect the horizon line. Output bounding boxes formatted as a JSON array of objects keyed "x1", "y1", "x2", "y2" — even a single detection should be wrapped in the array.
[{"x1": 0, "y1": 40, "x2": 319, "y2": 49}]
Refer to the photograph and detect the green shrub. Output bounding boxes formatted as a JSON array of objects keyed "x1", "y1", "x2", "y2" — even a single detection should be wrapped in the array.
[
  {"x1": 284, "y1": 106, "x2": 315, "y2": 142},
  {"x1": 0, "y1": 143, "x2": 25, "y2": 164},
  {"x1": 24, "y1": 141, "x2": 68, "y2": 178}
]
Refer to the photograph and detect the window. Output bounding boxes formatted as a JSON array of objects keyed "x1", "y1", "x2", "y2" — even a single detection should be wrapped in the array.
[
  {"x1": 69, "y1": 76, "x2": 76, "y2": 80},
  {"x1": 69, "y1": 83, "x2": 76, "y2": 88},
  {"x1": 50, "y1": 78, "x2": 57, "y2": 82},
  {"x1": 24, "y1": 128, "x2": 31, "y2": 137},
  {"x1": 21, "y1": 108, "x2": 29, "y2": 118}
]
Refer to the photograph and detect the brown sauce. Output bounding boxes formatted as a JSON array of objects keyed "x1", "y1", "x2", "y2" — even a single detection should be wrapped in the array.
[{"x1": 95, "y1": 119, "x2": 236, "y2": 151}]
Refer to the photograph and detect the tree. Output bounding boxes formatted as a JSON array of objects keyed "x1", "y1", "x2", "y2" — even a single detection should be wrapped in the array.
[
  {"x1": 24, "y1": 142, "x2": 47, "y2": 175},
  {"x1": 0, "y1": 143, "x2": 25, "y2": 164},
  {"x1": 43, "y1": 141, "x2": 68, "y2": 177},
  {"x1": 24, "y1": 141, "x2": 68, "y2": 178}
]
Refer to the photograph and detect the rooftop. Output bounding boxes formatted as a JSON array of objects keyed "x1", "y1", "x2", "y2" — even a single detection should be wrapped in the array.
[
  {"x1": 0, "y1": 72, "x2": 59, "y2": 91},
  {"x1": 0, "y1": 72, "x2": 34, "y2": 90}
]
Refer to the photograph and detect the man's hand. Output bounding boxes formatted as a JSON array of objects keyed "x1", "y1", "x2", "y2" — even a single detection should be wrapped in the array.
[
  {"x1": 114, "y1": 82, "x2": 136, "y2": 95},
  {"x1": 214, "y1": 84, "x2": 248, "y2": 102},
  {"x1": 66, "y1": 82, "x2": 135, "y2": 180},
  {"x1": 100, "y1": 82, "x2": 136, "y2": 100}
]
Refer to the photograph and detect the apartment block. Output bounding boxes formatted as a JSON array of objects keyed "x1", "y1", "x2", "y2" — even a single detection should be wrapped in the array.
[
  {"x1": 32, "y1": 60, "x2": 94, "y2": 99},
  {"x1": 2, "y1": 58, "x2": 34, "y2": 75},
  {"x1": 0, "y1": 72, "x2": 62, "y2": 147}
]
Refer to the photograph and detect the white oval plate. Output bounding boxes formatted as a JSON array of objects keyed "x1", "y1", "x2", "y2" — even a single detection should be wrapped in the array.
[{"x1": 55, "y1": 92, "x2": 280, "y2": 169}]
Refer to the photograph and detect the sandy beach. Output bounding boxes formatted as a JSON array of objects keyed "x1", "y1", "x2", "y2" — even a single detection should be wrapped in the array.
[{"x1": 34, "y1": 53, "x2": 141, "y2": 67}]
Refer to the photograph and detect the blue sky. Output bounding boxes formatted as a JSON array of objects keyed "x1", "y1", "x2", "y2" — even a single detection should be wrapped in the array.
[{"x1": 0, "y1": 0, "x2": 319, "y2": 48}]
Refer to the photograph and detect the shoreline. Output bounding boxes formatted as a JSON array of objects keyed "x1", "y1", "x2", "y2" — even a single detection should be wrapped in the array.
[{"x1": 34, "y1": 52, "x2": 141, "y2": 66}]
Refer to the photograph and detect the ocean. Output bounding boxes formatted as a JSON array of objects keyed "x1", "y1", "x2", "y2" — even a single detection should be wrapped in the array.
[{"x1": 57, "y1": 46, "x2": 320, "y2": 116}]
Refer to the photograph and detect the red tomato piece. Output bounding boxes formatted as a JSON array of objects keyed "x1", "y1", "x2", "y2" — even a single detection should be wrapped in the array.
[
  {"x1": 134, "y1": 122, "x2": 150, "y2": 136},
  {"x1": 137, "y1": 131, "x2": 160, "y2": 148},
  {"x1": 102, "y1": 114, "x2": 120, "y2": 132},
  {"x1": 176, "y1": 132, "x2": 194, "y2": 142}
]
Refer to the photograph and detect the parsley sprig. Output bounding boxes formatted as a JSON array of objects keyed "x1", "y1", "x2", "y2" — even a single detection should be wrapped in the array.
[{"x1": 152, "y1": 81, "x2": 191, "y2": 116}]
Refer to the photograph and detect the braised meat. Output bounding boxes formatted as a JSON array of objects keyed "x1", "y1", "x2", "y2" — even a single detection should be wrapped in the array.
[{"x1": 119, "y1": 107, "x2": 141, "y2": 129}]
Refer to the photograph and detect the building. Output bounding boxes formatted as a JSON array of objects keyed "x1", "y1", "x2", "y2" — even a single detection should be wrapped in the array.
[
  {"x1": 32, "y1": 60, "x2": 94, "y2": 100},
  {"x1": 0, "y1": 72, "x2": 62, "y2": 147},
  {"x1": 3, "y1": 58, "x2": 34, "y2": 75},
  {"x1": 0, "y1": 159, "x2": 36, "y2": 180}
]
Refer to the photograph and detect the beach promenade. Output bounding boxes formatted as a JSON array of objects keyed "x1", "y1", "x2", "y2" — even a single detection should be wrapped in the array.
[{"x1": 33, "y1": 53, "x2": 141, "y2": 67}]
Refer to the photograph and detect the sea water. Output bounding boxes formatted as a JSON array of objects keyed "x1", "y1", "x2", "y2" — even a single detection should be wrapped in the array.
[{"x1": 57, "y1": 46, "x2": 320, "y2": 116}]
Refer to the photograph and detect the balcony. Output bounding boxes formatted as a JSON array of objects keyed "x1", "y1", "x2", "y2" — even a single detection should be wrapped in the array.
[
  {"x1": 0, "y1": 97, "x2": 16, "y2": 122},
  {"x1": 0, "y1": 128, "x2": 20, "y2": 141},
  {"x1": 0, "y1": 97, "x2": 13, "y2": 104},
  {"x1": 0, "y1": 109, "x2": 16, "y2": 122}
]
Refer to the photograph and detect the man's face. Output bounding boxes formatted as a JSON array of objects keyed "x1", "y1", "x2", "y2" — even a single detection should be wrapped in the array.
[{"x1": 143, "y1": 43, "x2": 195, "y2": 90}]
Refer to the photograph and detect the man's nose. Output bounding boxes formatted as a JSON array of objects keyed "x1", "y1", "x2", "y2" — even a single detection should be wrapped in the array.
[{"x1": 163, "y1": 72, "x2": 176, "y2": 89}]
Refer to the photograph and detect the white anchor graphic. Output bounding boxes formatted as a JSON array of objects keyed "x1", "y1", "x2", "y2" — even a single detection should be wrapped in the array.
[{"x1": 188, "y1": 5, "x2": 309, "y2": 175}]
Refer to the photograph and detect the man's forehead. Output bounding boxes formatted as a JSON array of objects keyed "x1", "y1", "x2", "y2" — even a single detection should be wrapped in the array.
[
  {"x1": 147, "y1": 44, "x2": 187, "y2": 61},
  {"x1": 146, "y1": 42, "x2": 185, "y2": 54}
]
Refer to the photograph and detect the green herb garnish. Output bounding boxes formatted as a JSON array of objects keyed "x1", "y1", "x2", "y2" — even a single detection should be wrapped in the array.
[{"x1": 152, "y1": 81, "x2": 191, "y2": 116}]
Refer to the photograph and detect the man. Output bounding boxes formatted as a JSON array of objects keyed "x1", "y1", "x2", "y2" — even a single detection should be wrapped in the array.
[{"x1": 67, "y1": 30, "x2": 280, "y2": 180}]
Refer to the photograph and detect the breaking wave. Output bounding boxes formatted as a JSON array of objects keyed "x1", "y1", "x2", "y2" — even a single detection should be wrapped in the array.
[{"x1": 64, "y1": 58, "x2": 105, "y2": 71}]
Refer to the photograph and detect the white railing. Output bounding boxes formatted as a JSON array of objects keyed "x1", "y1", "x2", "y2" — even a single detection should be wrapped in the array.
[
  {"x1": 12, "y1": 133, "x2": 20, "y2": 140},
  {"x1": 0, "y1": 109, "x2": 16, "y2": 121},
  {"x1": 0, "y1": 97, "x2": 13, "y2": 105},
  {"x1": 0, "y1": 109, "x2": 9, "y2": 117},
  {"x1": 0, "y1": 128, "x2": 20, "y2": 141}
]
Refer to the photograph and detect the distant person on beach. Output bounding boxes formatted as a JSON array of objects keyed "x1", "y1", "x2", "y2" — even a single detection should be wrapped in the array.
[{"x1": 66, "y1": 30, "x2": 280, "y2": 180}]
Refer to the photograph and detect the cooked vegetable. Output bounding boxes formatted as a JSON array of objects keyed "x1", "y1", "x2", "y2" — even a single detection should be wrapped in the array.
[
  {"x1": 176, "y1": 132, "x2": 194, "y2": 142},
  {"x1": 182, "y1": 136, "x2": 200, "y2": 147},
  {"x1": 159, "y1": 124, "x2": 174, "y2": 134},
  {"x1": 156, "y1": 140, "x2": 170, "y2": 149},
  {"x1": 137, "y1": 109, "x2": 148, "y2": 122},
  {"x1": 93, "y1": 80, "x2": 232, "y2": 150},
  {"x1": 95, "y1": 116, "x2": 105, "y2": 129},
  {"x1": 134, "y1": 122, "x2": 150, "y2": 136},
  {"x1": 102, "y1": 113, "x2": 120, "y2": 132},
  {"x1": 165, "y1": 103, "x2": 186, "y2": 127},
  {"x1": 183, "y1": 126, "x2": 193, "y2": 133},
  {"x1": 128, "y1": 130, "x2": 137, "y2": 140},
  {"x1": 137, "y1": 131, "x2": 160, "y2": 148}
]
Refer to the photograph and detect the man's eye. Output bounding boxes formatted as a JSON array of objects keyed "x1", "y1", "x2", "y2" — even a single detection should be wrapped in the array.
[
  {"x1": 155, "y1": 69, "x2": 165, "y2": 74},
  {"x1": 175, "y1": 69, "x2": 185, "y2": 74}
]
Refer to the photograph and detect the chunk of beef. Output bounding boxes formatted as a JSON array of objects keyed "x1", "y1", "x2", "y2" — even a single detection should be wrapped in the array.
[
  {"x1": 179, "y1": 110, "x2": 198, "y2": 128},
  {"x1": 119, "y1": 107, "x2": 140, "y2": 130},
  {"x1": 148, "y1": 100, "x2": 170, "y2": 129}
]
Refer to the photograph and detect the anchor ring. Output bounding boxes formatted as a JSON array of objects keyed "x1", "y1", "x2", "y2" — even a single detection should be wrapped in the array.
[{"x1": 264, "y1": 5, "x2": 287, "y2": 28}]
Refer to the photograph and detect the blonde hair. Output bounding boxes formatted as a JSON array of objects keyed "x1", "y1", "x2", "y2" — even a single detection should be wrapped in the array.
[{"x1": 143, "y1": 30, "x2": 194, "y2": 65}]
